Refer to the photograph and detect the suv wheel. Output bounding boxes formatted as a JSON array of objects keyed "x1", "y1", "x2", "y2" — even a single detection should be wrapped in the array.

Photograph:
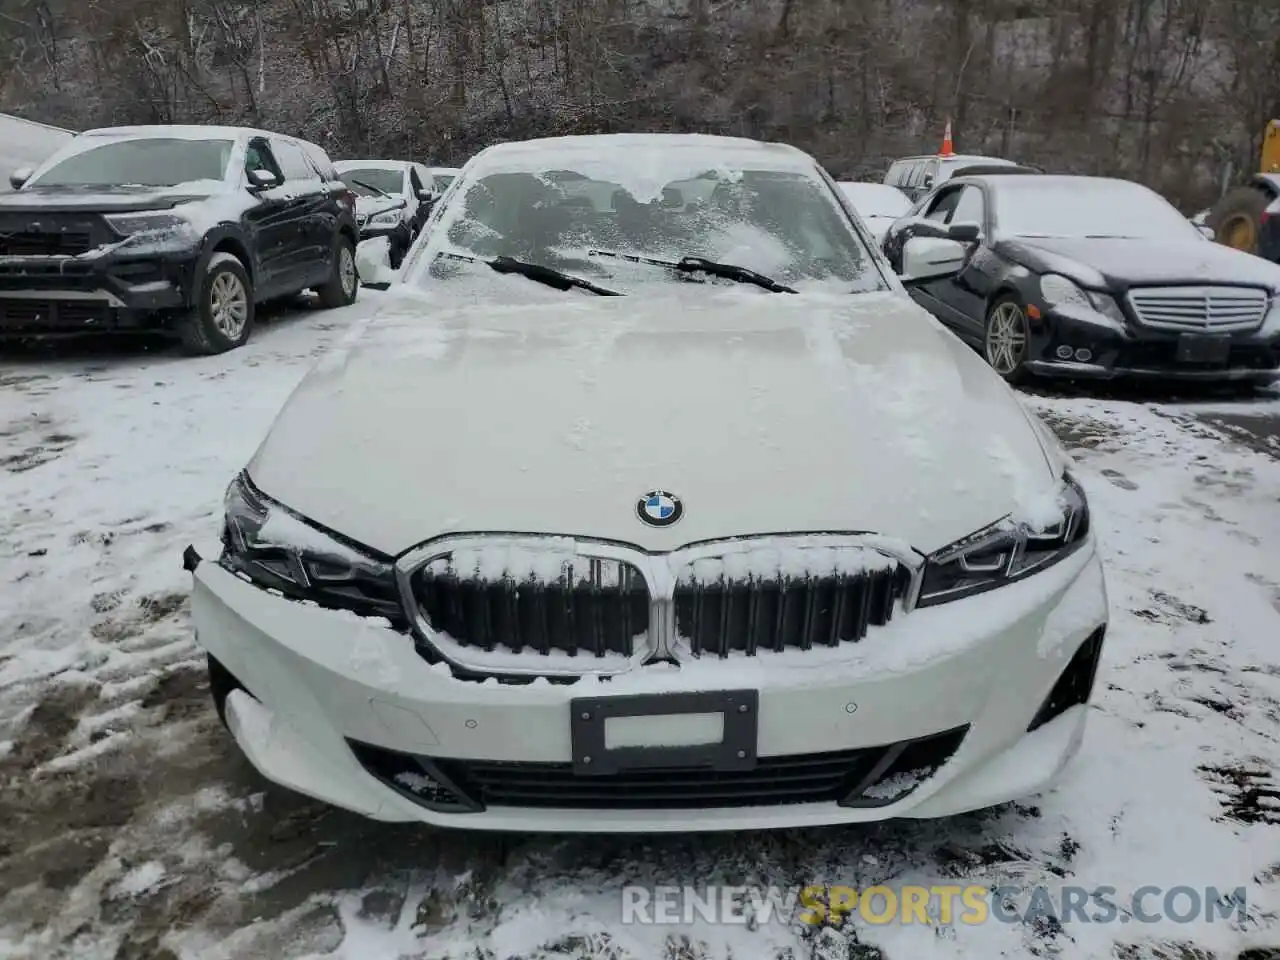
[
  {"x1": 178, "y1": 252, "x2": 255, "y2": 355},
  {"x1": 317, "y1": 234, "x2": 359, "y2": 309}
]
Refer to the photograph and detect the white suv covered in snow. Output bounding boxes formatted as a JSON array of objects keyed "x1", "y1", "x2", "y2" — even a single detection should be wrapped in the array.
[{"x1": 185, "y1": 133, "x2": 1108, "y2": 833}]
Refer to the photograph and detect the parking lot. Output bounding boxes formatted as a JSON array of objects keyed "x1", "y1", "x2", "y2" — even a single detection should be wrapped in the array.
[{"x1": 1, "y1": 298, "x2": 1278, "y2": 960}]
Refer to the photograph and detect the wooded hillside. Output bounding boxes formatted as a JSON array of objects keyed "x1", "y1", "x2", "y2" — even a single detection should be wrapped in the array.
[{"x1": 1, "y1": 0, "x2": 1277, "y2": 209}]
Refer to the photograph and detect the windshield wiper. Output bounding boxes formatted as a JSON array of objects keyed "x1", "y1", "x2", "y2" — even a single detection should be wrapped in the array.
[
  {"x1": 437, "y1": 251, "x2": 621, "y2": 296},
  {"x1": 588, "y1": 249, "x2": 797, "y2": 293},
  {"x1": 351, "y1": 178, "x2": 391, "y2": 198}
]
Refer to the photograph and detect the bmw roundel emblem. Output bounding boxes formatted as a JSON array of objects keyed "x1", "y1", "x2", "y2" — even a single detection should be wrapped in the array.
[{"x1": 637, "y1": 490, "x2": 683, "y2": 527}]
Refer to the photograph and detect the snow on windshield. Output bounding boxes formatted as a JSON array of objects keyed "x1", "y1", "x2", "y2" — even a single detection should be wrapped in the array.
[
  {"x1": 338, "y1": 167, "x2": 405, "y2": 197},
  {"x1": 415, "y1": 150, "x2": 882, "y2": 291},
  {"x1": 993, "y1": 178, "x2": 1199, "y2": 240},
  {"x1": 29, "y1": 137, "x2": 234, "y2": 188}
]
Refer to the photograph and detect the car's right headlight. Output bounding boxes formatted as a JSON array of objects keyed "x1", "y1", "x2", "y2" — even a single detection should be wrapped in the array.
[
  {"x1": 219, "y1": 472, "x2": 404, "y2": 622},
  {"x1": 1039, "y1": 273, "x2": 1126, "y2": 331},
  {"x1": 917, "y1": 473, "x2": 1091, "y2": 607}
]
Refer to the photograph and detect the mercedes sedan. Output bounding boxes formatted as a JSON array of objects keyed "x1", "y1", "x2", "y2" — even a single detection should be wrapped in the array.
[
  {"x1": 882, "y1": 173, "x2": 1280, "y2": 385},
  {"x1": 184, "y1": 134, "x2": 1108, "y2": 833}
]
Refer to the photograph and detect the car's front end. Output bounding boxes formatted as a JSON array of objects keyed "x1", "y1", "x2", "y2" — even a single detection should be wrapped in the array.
[
  {"x1": 0, "y1": 131, "x2": 238, "y2": 339},
  {"x1": 187, "y1": 135, "x2": 1109, "y2": 832},
  {"x1": 1019, "y1": 274, "x2": 1280, "y2": 383},
  {"x1": 335, "y1": 163, "x2": 411, "y2": 248},
  {"x1": 989, "y1": 177, "x2": 1280, "y2": 384}
]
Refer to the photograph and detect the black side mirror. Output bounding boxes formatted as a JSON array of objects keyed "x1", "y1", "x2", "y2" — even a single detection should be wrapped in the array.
[
  {"x1": 947, "y1": 222, "x2": 981, "y2": 243},
  {"x1": 416, "y1": 189, "x2": 436, "y2": 202},
  {"x1": 9, "y1": 167, "x2": 32, "y2": 190},
  {"x1": 246, "y1": 168, "x2": 280, "y2": 190}
]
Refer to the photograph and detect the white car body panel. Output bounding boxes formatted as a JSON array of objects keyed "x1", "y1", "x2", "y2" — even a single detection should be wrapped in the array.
[
  {"x1": 247, "y1": 292, "x2": 1056, "y2": 558},
  {"x1": 191, "y1": 133, "x2": 1107, "y2": 832}
]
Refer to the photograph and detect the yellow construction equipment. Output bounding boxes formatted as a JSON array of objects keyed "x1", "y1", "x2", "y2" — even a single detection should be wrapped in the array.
[{"x1": 1205, "y1": 120, "x2": 1280, "y2": 261}]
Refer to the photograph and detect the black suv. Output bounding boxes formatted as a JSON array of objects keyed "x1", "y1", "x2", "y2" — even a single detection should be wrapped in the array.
[{"x1": 0, "y1": 124, "x2": 361, "y2": 354}]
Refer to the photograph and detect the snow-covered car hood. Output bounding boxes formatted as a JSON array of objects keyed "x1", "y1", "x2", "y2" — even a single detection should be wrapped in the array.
[
  {"x1": 861, "y1": 216, "x2": 894, "y2": 244},
  {"x1": 0, "y1": 183, "x2": 217, "y2": 214},
  {"x1": 354, "y1": 195, "x2": 405, "y2": 218},
  {"x1": 247, "y1": 290, "x2": 1063, "y2": 558}
]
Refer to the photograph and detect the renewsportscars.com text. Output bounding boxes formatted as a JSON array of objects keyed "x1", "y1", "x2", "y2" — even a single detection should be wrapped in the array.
[{"x1": 620, "y1": 884, "x2": 1248, "y2": 927}]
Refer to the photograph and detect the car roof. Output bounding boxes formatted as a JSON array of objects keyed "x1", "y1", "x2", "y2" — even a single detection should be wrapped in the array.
[
  {"x1": 78, "y1": 124, "x2": 311, "y2": 144},
  {"x1": 946, "y1": 163, "x2": 1042, "y2": 177},
  {"x1": 950, "y1": 173, "x2": 1139, "y2": 192},
  {"x1": 894, "y1": 153, "x2": 1017, "y2": 166},
  {"x1": 334, "y1": 159, "x2": 415, "y2": 170},
  {"x1": 468, "y1": 133, "x2": 814, "y2": 173}
]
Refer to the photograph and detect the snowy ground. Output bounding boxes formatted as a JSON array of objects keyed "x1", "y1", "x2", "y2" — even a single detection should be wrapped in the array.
[{"x1": 1, "y1": 297, "x2": 1279, "y2": 960}]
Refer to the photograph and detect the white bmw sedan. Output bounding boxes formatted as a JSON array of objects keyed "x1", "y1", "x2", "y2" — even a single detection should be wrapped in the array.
[{"x1": 185, "y1": 133, "x2": 1108, "y2": 833}]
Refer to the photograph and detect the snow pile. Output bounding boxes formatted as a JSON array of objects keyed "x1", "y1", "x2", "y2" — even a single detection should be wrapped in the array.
[
  {"x1": 676, "y1": 544, "x2": 898, "y2": 584},
  {"x1": 860, "y1": 767, "x2": 932, "y2": 801}
]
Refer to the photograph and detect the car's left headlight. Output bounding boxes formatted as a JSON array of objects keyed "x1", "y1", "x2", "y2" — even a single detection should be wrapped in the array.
[
  {"x1": 219, "y1": 471, "x2": 403, "y2": 622},
  {"x1": 917, "y1": 473, "x2": 1091, "y2": 607},
  {"x1": 369, "y1": 211, "x2": 401, "y2": 226},
  {"x1": 104, "y1": 211, "x2": 192, "y2": 239}
]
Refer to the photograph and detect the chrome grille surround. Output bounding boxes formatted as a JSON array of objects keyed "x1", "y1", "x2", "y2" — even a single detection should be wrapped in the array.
[
  {"x1": 1126, "y1": 284, "x2": 1269, "y2": 333},
  {"x1": 394, "y1": 533, "x2": 924, "y2": 679}
]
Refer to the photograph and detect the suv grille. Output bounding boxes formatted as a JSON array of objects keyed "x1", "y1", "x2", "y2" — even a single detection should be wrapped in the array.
[
  {"x1": 1127, "y1": 285, "x2": 1269, "y2": 332},
  {"x1": 0, "y1": 230, "x2": 93, "y2": 257},
  {"x1": 0, "y1": 298, "x2": 111, "y2": 330},
  {"x1": 411, "y1": 553, "x2": 649, "y2": 657}
]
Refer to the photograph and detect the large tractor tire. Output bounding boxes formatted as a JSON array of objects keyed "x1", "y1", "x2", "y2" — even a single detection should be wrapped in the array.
[{"x1": 1206, "y1": 186, "x2": 1271, "y2": 256}]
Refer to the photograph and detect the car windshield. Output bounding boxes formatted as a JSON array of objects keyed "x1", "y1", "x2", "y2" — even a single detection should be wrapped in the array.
[
  {"x1": 30, "y1": 137, "x2": 234, "y2": 188},
  {"x1": 840, "y1": 184, "x2": 911, "y2": 218},
  {"x1": 339, "y1": 168, "x2": 404, "y2": 196},
  {"x1": 410, "y1": 151, "x2": 883, "y2": 294},
  {"x1": 993, "y1": 179, "x2": 1200, "y2": 240}
]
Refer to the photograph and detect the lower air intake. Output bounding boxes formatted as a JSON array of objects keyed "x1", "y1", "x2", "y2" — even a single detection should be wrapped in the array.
[{"x1": 350, "y1": 726, "x2": 968, "y2": 812}]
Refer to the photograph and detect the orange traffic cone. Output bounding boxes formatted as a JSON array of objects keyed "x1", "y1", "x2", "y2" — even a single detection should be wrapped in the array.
[{"x1": 939, "y1": 120, "x2": 955, "y2": 157}]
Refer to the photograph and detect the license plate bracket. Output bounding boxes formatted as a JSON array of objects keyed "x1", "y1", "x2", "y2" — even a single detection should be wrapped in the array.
[
  {"x1": 1176, "y1": 333, "x2": 1231, "y2": 364},
  {"x1": 569, "y1": 689, "x2": 758, "y2": 776}
]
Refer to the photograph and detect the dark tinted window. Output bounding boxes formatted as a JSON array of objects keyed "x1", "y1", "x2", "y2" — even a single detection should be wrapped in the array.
[
  {"x1": 274, "y1": 140, "x2": 317, "y2": 181},
  {"x1": 245, "y1": 139, "x2": 283, "y2": 179},
  {"x1": 32, "y1": 137, "x2": 233, "y2": 187}
]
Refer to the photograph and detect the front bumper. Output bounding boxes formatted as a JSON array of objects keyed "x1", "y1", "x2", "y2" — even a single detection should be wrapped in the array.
[
  {"x1": 188, "y1": 540, "x2": 1108, "y2": 832},
  {"x1": 1026, "y1": 305, "x2": 1280, "y2": 382},
  {"x1": 0, "y1": 244, "x2": 198, "y2": 337}
]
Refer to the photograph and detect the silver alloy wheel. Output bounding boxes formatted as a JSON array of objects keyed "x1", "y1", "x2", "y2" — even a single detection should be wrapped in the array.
[
  {"x1": 210, "y1": 271, "x2": 249, "y2": 340},
  {"x1": 339, "y1": 245, "x2": 356, "y2": 296},
  {"x1": 985, "y1": 302, "x2": 1027, "y2": 376}
]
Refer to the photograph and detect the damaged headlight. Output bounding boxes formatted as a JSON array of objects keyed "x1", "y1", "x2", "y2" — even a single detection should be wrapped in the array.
[
  {"x1": 917, "y1": 473, "x2": 1091, "y2": 607},
  {"x1": 220, "y1": 472, "x2": 403, "y2": 622},
  {"x1": 1039, "y1": 273, "x2": 1127, "y2": 332}
]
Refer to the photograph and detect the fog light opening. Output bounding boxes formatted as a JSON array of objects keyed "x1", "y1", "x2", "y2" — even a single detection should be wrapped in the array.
[
  {"x1": 1074, "y1": 348, "x2": 1093, "y2": 362},
  {"x1": 1055, "y1": 345, "x2": 1073, "y2": 360}
]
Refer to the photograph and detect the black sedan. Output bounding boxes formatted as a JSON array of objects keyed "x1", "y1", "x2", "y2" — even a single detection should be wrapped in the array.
[{"x1": 881, "y1": 174, "x2": 1280, "y2": 385}]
